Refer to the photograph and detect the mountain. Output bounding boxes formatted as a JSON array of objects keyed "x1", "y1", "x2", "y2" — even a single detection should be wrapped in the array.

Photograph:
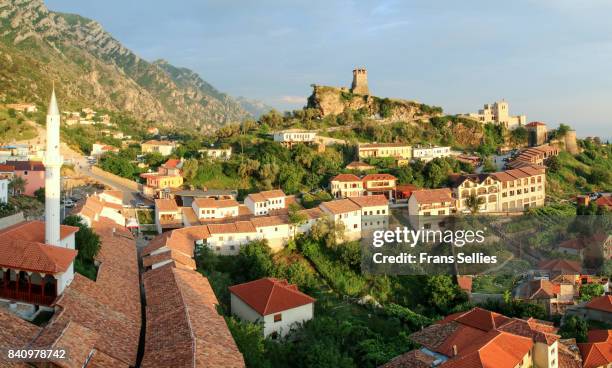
[
  {"x1": 234, "y1": 96, "x2": 273, "y2": 119},
  {"x1": 0, "y1": 0, "x2": 251, "y2": 130}
]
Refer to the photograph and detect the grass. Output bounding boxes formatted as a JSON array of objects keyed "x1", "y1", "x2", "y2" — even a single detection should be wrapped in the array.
[{"x1": 0, "y1": 109, "x2": 37, "y2": 143}]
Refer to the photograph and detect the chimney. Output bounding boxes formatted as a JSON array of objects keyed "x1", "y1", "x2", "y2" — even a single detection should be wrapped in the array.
[
  {"x1": 112, "y1": 227, "x2": 116, "y2": 236},
  {"x1": 452, "y1": 345, "x2": 458, "y2": 357}
]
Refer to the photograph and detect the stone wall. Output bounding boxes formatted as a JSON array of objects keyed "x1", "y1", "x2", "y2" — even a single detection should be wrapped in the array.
[
  {"x1": 0, "y1": 212, "x2": 25, "y2": 230},
  {"x1": 91, "y1": 166, "x2": 141, "y2": 191}
]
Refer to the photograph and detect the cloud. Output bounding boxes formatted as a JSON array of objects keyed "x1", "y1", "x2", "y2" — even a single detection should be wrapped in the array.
[{"x1": 278, "y1": 95, "x2": 307, "y2": 104}]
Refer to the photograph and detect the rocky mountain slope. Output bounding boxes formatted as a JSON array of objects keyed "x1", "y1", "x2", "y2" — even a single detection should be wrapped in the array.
[
  {"x1": 307, "y1": 85, "x2": 441, "y2": 122},
  {"x1": 0, "y1": 0, "x2": 250, "y2": 130}
]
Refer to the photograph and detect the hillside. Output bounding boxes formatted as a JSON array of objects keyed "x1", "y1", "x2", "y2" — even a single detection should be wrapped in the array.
[{"x1": 0, "y1": 0, "x2": 250, "y2": 130}]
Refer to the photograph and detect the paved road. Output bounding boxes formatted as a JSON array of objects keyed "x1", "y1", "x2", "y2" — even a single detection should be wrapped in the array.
[{"x1": 74, "y1": 158, "x2": 142, "y2": 205}]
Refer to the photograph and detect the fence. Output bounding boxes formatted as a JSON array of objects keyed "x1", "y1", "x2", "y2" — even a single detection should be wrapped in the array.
[{"x1": 0, "y1": 212, "x2": 25, "y2": 230}]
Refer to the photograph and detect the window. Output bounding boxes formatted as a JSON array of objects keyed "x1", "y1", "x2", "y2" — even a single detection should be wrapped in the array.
[
  {"x1": 274, "y1": 313, "x2": 282, "y2": 322},
  {"x1": 353, "y1": 224, "x2": 358, "y2": 229}
]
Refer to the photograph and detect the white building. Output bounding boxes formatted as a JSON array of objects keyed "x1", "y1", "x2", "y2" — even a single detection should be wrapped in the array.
[
  {"x1": 349, "y1": 195, "x2": 389, "y2": 233},
  {"x1": 465, "y1": 100, "x2": 527, "y2": 130},
  {"x1": 408, "y1": 188, "x2": 456, "y2": 230},
  {"x1": 91, "y1": 142, "x2": 119, "y2": 156},
  {"x1": 412, "y1": 145, "x2": 451, "y2": 162},
  {"x1": 251, "y1": 216, "x2": 292, "y2": 252},
  {"x1": 192, "y1": 198, "x2": 240, "y2": 220},
  {"x1": 273, "y1": 129, "x2": 317, "y2": 147},
  {"x1": 154, "y1": 198, "x2": 183, "y2": 234},
  {"x1": 330, "y1": 174, "x2": 363, "y2": 199},
  {"x1": 245, "y1": 190, "x2": 286, "y2": 216},
  {"x1": 229, "y1": 278, "x2": 315, "y2": 338},
  {"x1": 206, "y1": 221, "x2": 258, "y2": 255},
  {"x1": 319, "y1": 199, "x2": 362, "y2": 241},
  {"x1": 199, "y1": 147, "x2": 232, "y2": 160}
]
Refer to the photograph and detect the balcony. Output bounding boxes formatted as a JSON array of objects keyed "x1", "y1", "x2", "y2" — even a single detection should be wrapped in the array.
[{"x1": 0, "y1": 281, "x2": 56, "y2": 306}]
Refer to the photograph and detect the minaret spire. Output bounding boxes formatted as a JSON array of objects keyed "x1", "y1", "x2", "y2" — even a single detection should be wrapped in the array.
[{"x1": 44, "y1": 85, "x2": 63, "y2": 247}]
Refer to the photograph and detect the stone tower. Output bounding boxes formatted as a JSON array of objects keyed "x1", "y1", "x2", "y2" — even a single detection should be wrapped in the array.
[
  {"x1": 350, "y1": 67, "x2": 369, "y2": 95},
  {"x1": 45, "y1": 87, "x2": 62, "y2": 246},
  {"x1": 526, "y1": 121, "x2": 547, "y2": 147}
]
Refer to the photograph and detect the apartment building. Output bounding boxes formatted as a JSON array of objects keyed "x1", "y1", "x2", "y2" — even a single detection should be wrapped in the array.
[
  {"x1": 408, "y1": 188, "x2": 456, "y2": 230},
  {"x1": 192, "y1": 198, "x2": 240, "y2": 220},
  {"x1": 251, "y1": 216, "x2": 292, "y2": 252},
  {"x1": 207, "y1": 221, "x2": 259, "y2": 255},
  {"x1": 154, "y1": 198, "x2": 183, "y2": 233},
  {"x1": 451, "y1": 165, "x2": 546, "y2": 213},
  {"x1": 412, "y1": 145, "x2": 451, "y2": 162},
  {"x1": 245, "y1": 190, "x2": 286, "y2": 216},
  {"x1": 199, "y1": 147, "x2": 232, "y2": 160},
  {"x1": 507, "y1": 145, "x2": 559, "y2": 169},
  {"x1": 319, "y1": 199, "x2": 362, "y2": 241},
  {"x1": 357, "y1": 143, "x2": 412, "y2": 161},
  {"x1": 273, "y1": 129, "x2": 317, "y2": 147},
  {"x1": 330, "y1": 174, "x2": 363, "y2": 198},
  {"x1": 141, "y1": 140, "x2": 176, "y2": 156},
  {"x1": 349, "y1": 195, "x2": 389, "y2": 232},
  {"x1": 362, "y1": 173, "x2": 397, "y2": 199}
]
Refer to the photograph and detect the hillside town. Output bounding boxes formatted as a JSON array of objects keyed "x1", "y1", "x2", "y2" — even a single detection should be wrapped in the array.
[{"x1": 0, "y1": 62, "x2": 610, "y2": 368}]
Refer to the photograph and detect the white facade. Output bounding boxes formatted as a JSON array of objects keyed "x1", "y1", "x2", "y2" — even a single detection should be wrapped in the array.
[
  {"x1": 412, "y1": 146, "x2": 451, "y2": 162},
  {"x1": 199, "y1": 147, "x2": 232, "y2": 160},
  {"x1": 245, "y1": 193, "x2": 286, "y2": 216},
  {"x1": 0, "y1": 178, "x2": 8, "y2": 203},
  {"x1": 192, "y1": 200, "x2": 239, "y2": 220},
  {"x1": 207, "y1": 230, "x2": 260, "y2": 255},
  {"x1": 320, "y1": 206, "x2": 362, "y2": 241},
  {"x1": 273, "y1": 130, "x2": 317, "y2": 145},
  {"x1": 230, "y1": 293, "x2": 314, "y2": 338}
]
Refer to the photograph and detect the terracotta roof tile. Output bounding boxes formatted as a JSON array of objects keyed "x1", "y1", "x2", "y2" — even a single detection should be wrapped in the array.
[
  {"x1": 320, "y1": 199, "x2": 361, "y2": 214},
  {"x1": 0, "y1": 239, "x2": 77, "y2": 273},
  {"x1": 349, "y1": 194, "x2": 389, "y2": 208},
  {"x1": 411, "y1": 188, "x2": 454, "y2": 205},
  {"x1": 194, "y1": 197, "x2": 239, "y2": 208},
  {"x1": 362, "y1": 173, "x2": 397, "y2": 182},
  {"x1": 155, "y1": 198, "x2": 179, "y2": 212},
  {"x1": 250, "y1": 215, "x2": 288, "y2": 228},
  {"x1": 379, "y1": 349, "x2": 436, "y2": 368},
  {"x1": 331, "y1": 173, "x2": 361, "y2": 182},
  {"x1": 0, "y1": 220, "x2": 78, "y2": 243},
  {"x1": 229, "y1": 277, "x2": 315, "y2": 316},
  {"x1": 585, "y1": 295, "x2": 612, "y2": 313}
]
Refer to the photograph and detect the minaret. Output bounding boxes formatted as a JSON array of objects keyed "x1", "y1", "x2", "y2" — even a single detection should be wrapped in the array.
[{"x1": 44, "y1": 86, "x2": 63, "y2": 247}]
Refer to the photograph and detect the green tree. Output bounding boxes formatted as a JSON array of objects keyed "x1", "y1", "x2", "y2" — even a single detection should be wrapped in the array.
[
  {"x1": 465, "y1": 194, "x2": 485, "y2": 214},
  {"x1": 181, "y1": 158, "x2": 199, "y2": 182},
  {"x1": 62, "y1": 215, "x2": 101, "y2": 263},
  {"x1": 236, "y1": 240, "x2": 274, "y2": 282},
  {"x1": 426, "y1": 275, "x2": 459, "y2": 312},
  {"x1": 225, "y1": 317, "x2": 272, "y2": 368},
  {"x1": 579, "y1": 284, "x2": 604, "y2": 302},
  {"x1": 288, "y1": 204, "x2": 307, "y2": 238},
  {"x1": 34, "y1": 187, "x2": 45, "y2": 203},
  {"x1": 8, "y1": 176, "x2": 26, "y2": 195},
  {"x1": 559, "y1": 315, "x2": 588, "y2": 342}
]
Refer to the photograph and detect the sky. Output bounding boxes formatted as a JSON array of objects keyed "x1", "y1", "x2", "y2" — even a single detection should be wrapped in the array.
[{"x1": 45, "y1": 0, "x2": 612, "y2": 138}]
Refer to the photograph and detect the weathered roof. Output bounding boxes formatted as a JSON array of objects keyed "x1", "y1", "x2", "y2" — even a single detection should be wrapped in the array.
[
  {"x1": 142, "y1": 265, "x2": 245, "y2": 368},
  {"x1": 320, "y1": 198, "x2": 361, "y2": 214},
  {"x1": 349, "y1": 195, "x2": 389, "y2": 208},
  {"x1": 229, "y1": 277, "x2": 315, "y2": 316},
  {"x1": 411, "y1": 188, "x2": 454, "y2": 205}
]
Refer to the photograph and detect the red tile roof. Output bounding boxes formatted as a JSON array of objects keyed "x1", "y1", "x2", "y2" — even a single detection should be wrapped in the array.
[
  {"x1": 349, "y1": 194, "x2": 389, "y2": 208},
  {"x1": 320, "y1": 198, "x2": 361, "y2": 214},
  {"x1": 142, "y1": 265, "x2": 245, "y2": 368},
  {"x1": 411, "y1": 188, "x2": 454, "y2": 205},
  {"x1": 457, "y1": 276, "x2": 472, "y2": 293},
  {"x1": 595, "y1": 196, "x2": 612, "y2": 208},
  {"x1": 0, "y1": 220, "x2": 78, "y2": 243},
  {"x1": 155, "y1": 198, "x2": 179, "y2": 212},
  {"x1": 331, "y1": 173, "x2": 361, "y2": 182},
  {"x1": 578, "y1": 330, "x2": 612, "y2": 368},
  {"x1": 362, "y1": 173, "x2": 397, "y2": 182},
  {"x1": 0, "y1": 239, "x2": 77, "y2": 273},
  {"x1": 586, "y1": 295, "x2": 612, "y2": 313},
  {"x1": 163, "y1": 158, "x2": 181, "y2": 168},
  {"x1": 229, "y1": 277, "x2": 315, "y2": 316},
  {"x1": 379, "y1": 349, "x2": 436, "y2": 368},
  {"x1": 538, "y1": 259, "x2": 582, "y2": 274},
  {"x1": 526, "y1": 121, "x2": 547, "y2": 127},
  {"x1": 5, "y1": 160, "x2": 44, "y2": 171},
  {"x1": 194, "y1": 197, "x2": 239, "y2": 208}
]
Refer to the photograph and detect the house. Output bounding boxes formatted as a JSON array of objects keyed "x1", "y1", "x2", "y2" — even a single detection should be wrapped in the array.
[
  {"x1": 192, "y1": 198, "x2": 240, "y2": 220},
  {"x1": 91, "y1": 142, "x2": 119, "y2": 156},
  {"x1": 74, "y1": 192, "x2": 126, "y2": 227},
  {"x1": 206, "y1": 221, "x2": 258, "y2": 255},
  {"x1": 245, "y1": 189, "x2": 286, "y2": 216},
  {"x1": 566, "y1": 296, "x2": 612, "y2": 324},
  {"x1": 319, "y1": 199, "x2": 362, "y2": 241},
  {"x1": 345, "y1": 161, "x2": 375, "y2": 171},
  {"x1": 451, "y1": 173, "x2": 501, "y2": 213},
  {"x1": 229, "y1": 278, "x2": 315, "y2": 338},
  {"x1": 5, "y1": 160, "x2": 45, "y2": 196},
  {"x1": 154, "y1": 199, "x2": 183, "y2": 233},
  {"x1": 408, "y1": 188, "x2": 455, "y2": 230},
  {"x1": 273, "y1": 129, "x2": 317, "y2": 147},
  {"x1": 507, "y1": 145, "x2": 559, "y2": 169},
  {"x1": 362, "y1": 173, "x2": 397, "y2": 199},
  {"x1": 577, "y1": 330, "x2": 612, "y2": 368},
  {"x1": 251, "y1": 216, "x2": 292, "y2": 251},
  {"x1": 199, "y1": 147, "x2": 232, "y2": 160},
  {"x1": 595, "y1": 196, "x2": 612, "y2": 210},
  {"x1": 357, "y1": 143, "x2": 412, "y2": 161},
  {"x1": 0, "y1": 177, "x2": 8, "y2": 203},
  {"x1": 349, "y1": 195, "x2": 389, "y2": 232},
  {"x1": 172, "y1": 189, "x2": 238, "y2": 207},
  {"x1": 395, "y1": 184, "x2": 418, "y2": 201},
  {"x1": 330, "y1": 173, "x2": 363, "y2": 198},
  {"x1": 412, "y1": 145, "x2": 451, "y2": 162},
  {"x1": 537, "y1": 259, "x2": 582, "y2": 278},
  {"x1": 387, "y1": 307, "x2": 563, "y2": 368},
  {"x1": 140, "y1": 159, "x2": 184, "y2": 198},
  {"x1": 514, "y1": 279, "x2": 576, "y2": 317},
  {"x1": 146, "y1": 127, "x2": 159, "y2": 135},
  {"x1": 141, "y1": 140, "x2": 177, "y2": 156}
]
